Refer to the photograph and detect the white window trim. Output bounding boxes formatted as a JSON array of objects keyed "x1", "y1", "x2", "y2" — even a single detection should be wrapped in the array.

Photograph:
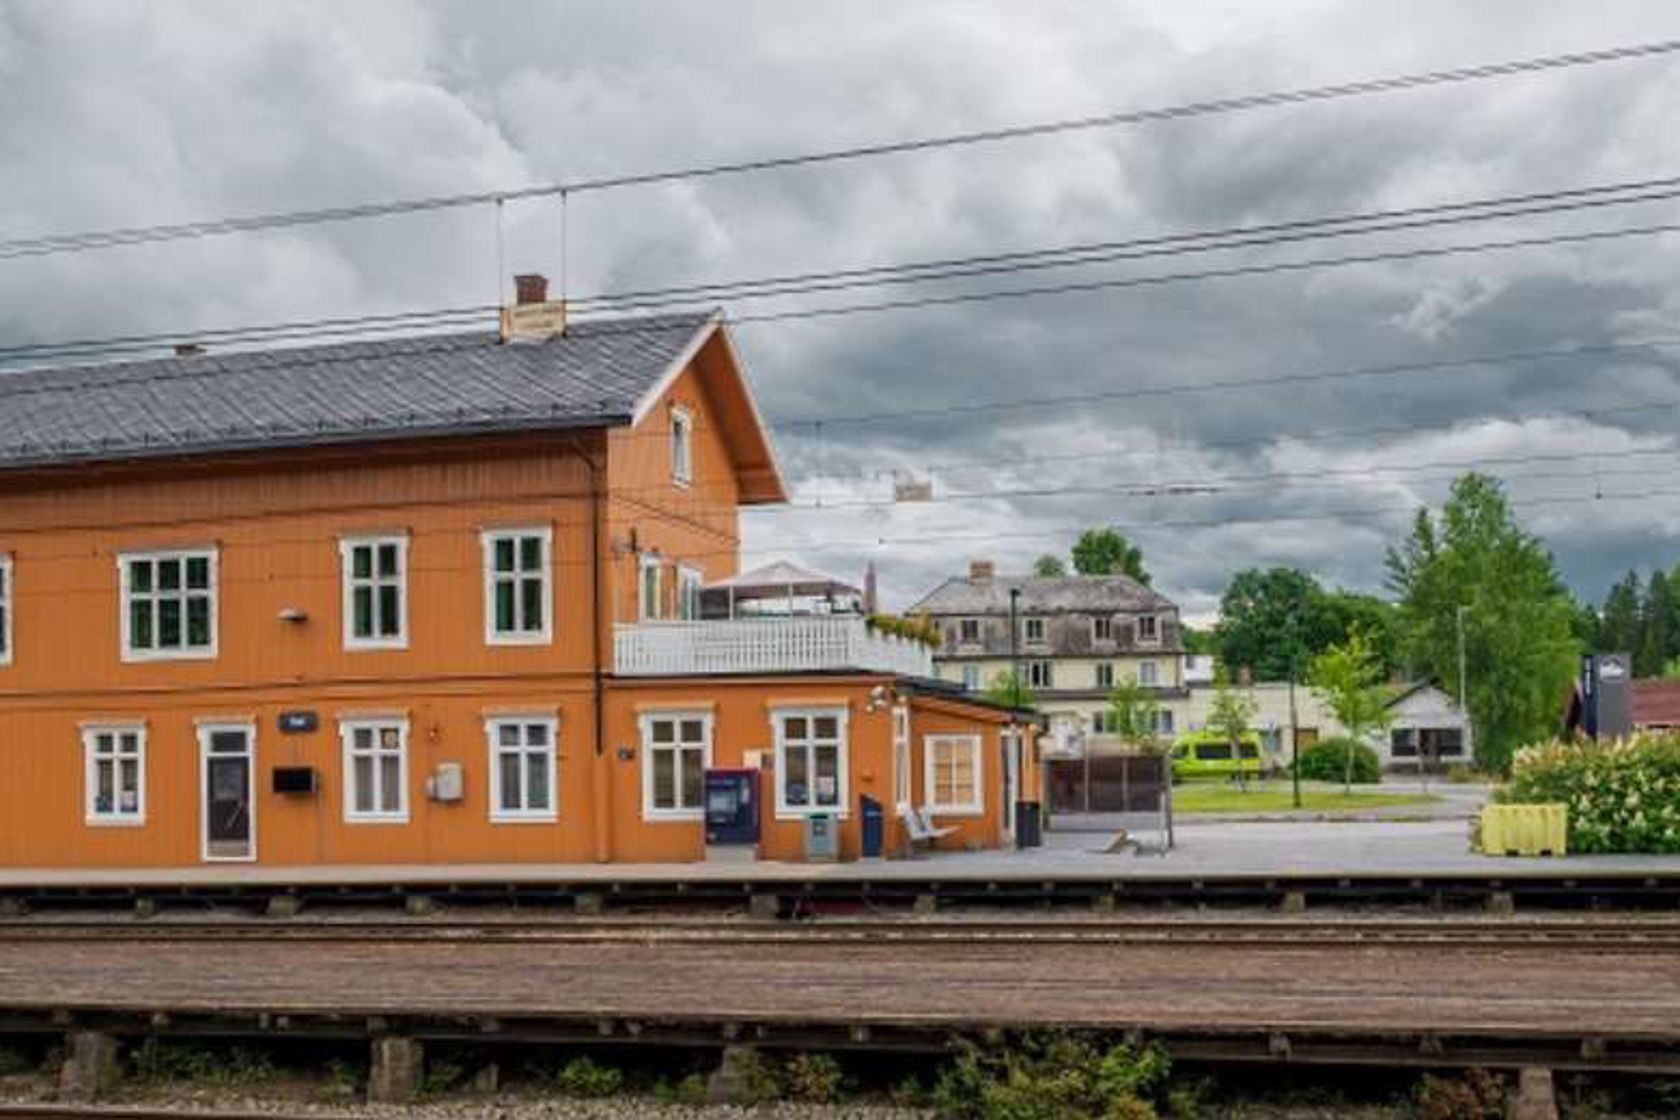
[
  {"x1": 340, "y1": 717, "x2": 410, "y2": 824},
  {"x1": 1092, "y1": 616, "x2": 1113, "y2": 644},
  {"x1": 1023, "y1": 617, "x2": 1047, "y2": 645},
  {"x1": 82, "y1": 722, "x2": 147, "y2": 827},
  {"x1": 892, "y1": 704, "x2": 912, "y2": 812},
  {"x1": 670, "y1": 405, "x2": 693, "y2": 487},
  {"x1": 481, "y1": 526, "x2": 555, "y2": 646},
  {"x1": 339, "y1": 534, "x2": 409, "y2": 651},
  {"x1": 1026, "y1": 660, "x2": 1054, "y2": 689},
  {"x1": 639, "y1": 709, "x2": 713, "y2": 822},
  {"x1": 485, "y1": 714, "x2": 559, "y2": 823},
  {"x1": 117, "y1": 547, "x2": 219, "y2": 663},
  {"x1": 677, "y1": 564, "x2": 703, "y2": 621},
  {"x1": 0, "y1": 553, "x2": 11, "y2": 667},
  {"x1": 1138, "y1": 660, "x2": 1160, "y2": 687},
  {"x1": 957, "y1": 618, "x2": 981, "y2": 646},
  {"x1": 960, "y1": 665, "x2": 980, "y2": 691},
  {"x1": 196, "y1": 721, "x2": 256, "y2": 863},
  {"x1": 1095, "y1": 662, "x2": 1115, "y2": 690},
  {"x1": 771, "y1": 705, "x2": 850, "y2": 820},
  {"x1": 924, "y1": 733, "x2": 984, "y2": 817},
  {"x1": 639, "y1": 553, "x2": 663, "y2": 621},
  {"x1": 1136, "y1": 614, "x2": 1161, "y2": 646}
]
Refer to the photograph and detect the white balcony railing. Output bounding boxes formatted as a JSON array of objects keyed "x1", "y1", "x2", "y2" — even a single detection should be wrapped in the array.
[{"x1": 614, "y1": 616, "x2": 934, "y2": 678}]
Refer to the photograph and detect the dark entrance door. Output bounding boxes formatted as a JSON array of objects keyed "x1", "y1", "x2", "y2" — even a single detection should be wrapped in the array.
[{"x1": 203, "y1": 727, "x2": 253, "y2": 860}]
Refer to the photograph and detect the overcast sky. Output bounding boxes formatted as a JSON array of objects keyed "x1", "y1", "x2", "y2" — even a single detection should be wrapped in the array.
[{"x1": 4, "y1": 0, "x2": 1680, "y2": 622}]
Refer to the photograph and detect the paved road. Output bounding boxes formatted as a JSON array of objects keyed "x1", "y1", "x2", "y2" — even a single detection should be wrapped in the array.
[{"x1": 1, "y1": 933, "x2": 1676, "y2": 1039}]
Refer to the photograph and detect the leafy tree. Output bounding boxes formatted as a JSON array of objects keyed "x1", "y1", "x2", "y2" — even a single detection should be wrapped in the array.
[
  {"x1": 1638, "y1": 570, "x2": 1677, "y2": 678},
  {"x1": 1032, "y1": 554, "x2": 1067, "y2": 577},
  {"x1": 1308, "y1": 627, "x2": 1396, "y2": 793},
  {"x1": 985, "y1": 669, "x2": 1035, "y2": 710},
  {"x1": 1206, "y1": 665, "x2": 1260, "y2": 789},
  {"x1": 1599, "y1": 570, "x2": 1643, "y2": 656},
  {"x1": 1211, "y1": 568, "x2": 1400, "y2": 682},
  {"x1": 1179, "y1": 623, "x2": 1214, "y2": 655},
  {"x1": 1385, "y1": 473, "x2": 1579, "y2": 771},
  {"x1": 1104, "y1": 674, "x2": 1161, "y2": 749},
  {"x1": 1071, "y1": 528, "x2": 1150, "y2": 584}
]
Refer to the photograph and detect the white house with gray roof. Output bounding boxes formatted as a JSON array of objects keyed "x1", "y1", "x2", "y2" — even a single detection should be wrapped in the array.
[{"x1": 907, "y1": 560, "x2": 1186, "y2": 750}]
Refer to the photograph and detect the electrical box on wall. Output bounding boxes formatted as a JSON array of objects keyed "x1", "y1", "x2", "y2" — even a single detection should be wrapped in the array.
[
  {"x1": 426, "y1": 762, "x2": 465, "y2": 802},
  {"x1": 272, "y1": 766, "x2": 318, "y2": 795}
]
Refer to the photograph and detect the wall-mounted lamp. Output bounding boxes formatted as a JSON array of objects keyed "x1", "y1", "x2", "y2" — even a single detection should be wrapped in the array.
[{"x1": 278, "y1": 607, "x2": 309, "y2": 624}]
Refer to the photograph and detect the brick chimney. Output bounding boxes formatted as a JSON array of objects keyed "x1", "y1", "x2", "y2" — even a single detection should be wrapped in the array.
[
  {"x1": 500, "y1": 272, "x2": 566, "y2": 342},
  {"x1": 969, "y1": 559, "x2": 995, "y2": 581}
]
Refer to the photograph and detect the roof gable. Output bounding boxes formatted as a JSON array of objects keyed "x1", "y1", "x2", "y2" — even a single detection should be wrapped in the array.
[{"x1": 908, "y1": 573, "x2": 1177, "y2": 615}]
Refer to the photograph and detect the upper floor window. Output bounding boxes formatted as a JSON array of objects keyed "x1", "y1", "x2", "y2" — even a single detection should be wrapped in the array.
[
  {"x1": 83, "y1": 723, "x2": 145, "y2": 825},
  {"x1": 0, "y1": 553, "x2": 11, "y2": 666},
  {"x1": 341, "y1": 718, "x2": 408, "y2": 823},
  {"x1": 340, "y1": 535, "x2": 407, "y2": 650},
  {"x1": 639, "y1": 554, "x2": 663, "y2": 620},
  {"x1": 1026, "y1": 660, "x2": 1054, "y2": 689},
  {"x1": 924, "y1": 734, "x2": 983, "y2": 815},
  {"x1": 1138, "y1": 660, "x2": 1160, "y2": 686},
  {"x1": 1092, "y1": 616, "x2": 1113, "y2": 643},
  {"x1": 958, "y1": 618, "x2": 981, "y2": 645},
  {"x1": 1156, "y1": 709, "x2": 1175, "y2": 734},
  {"x1": 487, "y1": 715, "x2": 557, "y2": 822},
  {"x1": 773, "y1": 707, "x2": 847, "y2": 817},
  {"x1": 1023, "y1": 617, "x2": 1046, "y2": 645},
  {"x1": 1095, "y1": 662, "x2": 1115, "y2": 689},
  {"x1": 483, "y1": 527, "x2": 552, "y2": 644},
  {"x1": 961, "y1": 664, "x2": 980, "y2": 691},
  {"x1": 1137, "y1": 614, "x2": 1160, "y2": 644},
  {"x1": 641, "y1": 711, "x2": 711, "y2": 819},
  {"x1": 678, "y1": 565, "x2": 703, "y2": 621},
  {"x1": 670, "y1": 406, "x2": 693, "y2": 486},
  {"x1": 120, "y1": 549, "x2": 216, "y2": 661}
]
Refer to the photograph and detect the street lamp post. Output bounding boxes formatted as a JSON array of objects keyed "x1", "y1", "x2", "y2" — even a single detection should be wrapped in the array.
[{"x1": 1009, "y1": 586, "x2": 1021, "y2": 705}]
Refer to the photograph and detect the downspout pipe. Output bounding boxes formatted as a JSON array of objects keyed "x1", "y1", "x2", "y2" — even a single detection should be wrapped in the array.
[{"x1": 571, "y1": 435, "x2": 611, "y2": 863}]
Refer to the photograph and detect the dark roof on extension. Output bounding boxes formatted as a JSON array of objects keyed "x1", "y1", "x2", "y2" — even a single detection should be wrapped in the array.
[
  {"x1": 0, "y1": 311, "x2": 717, "y2": 470},
  {"x1": 907, "y1": 573, "x2": 1177, "y2": 615}
]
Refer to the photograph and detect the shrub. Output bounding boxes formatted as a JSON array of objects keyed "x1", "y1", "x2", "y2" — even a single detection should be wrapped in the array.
[
  {"x1": 1502, "y1": 734, "x2": 1680, "y2": 853},
  {"x1": 929, "y1": 1033, "x2": 1170, "y2": 1120},
  {"x1": 783, "y1": 1053, "x2": 844, "y2": 1102},
  {"x1": 553, "y1": 1055, "x2": 623, "y2": 1098},
  {"x1": 130, "y1": 1040, "x2": 275, "y2": 1086},
  {"x1": 1413, "y1": 1068, "x2": 1507, "y2": 1120},
  {"x1": 1293, "y1": 738, "x2": 1381, "y2": 784}
]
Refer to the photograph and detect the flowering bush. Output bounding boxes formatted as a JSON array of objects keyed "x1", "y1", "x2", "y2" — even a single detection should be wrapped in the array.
[{"x1": 1502, "y1": 733, "x2": 1680, "y2": 853}]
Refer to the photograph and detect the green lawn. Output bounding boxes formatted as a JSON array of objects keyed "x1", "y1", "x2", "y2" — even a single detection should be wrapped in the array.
[{"x1": 1171, "y1": 781, "x2": 1439, "y2": 814}]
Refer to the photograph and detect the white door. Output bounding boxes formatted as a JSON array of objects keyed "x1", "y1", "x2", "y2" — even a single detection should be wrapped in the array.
[
  {"x1": 892, "y1": 705, "x2": 912, "y2": 810},
  {"x1": 199, "y1": 723, "x2": 256, "y2": 862},
  {"x1": 1000, "y1": 729, "x2": 1021, "y2": 844}
]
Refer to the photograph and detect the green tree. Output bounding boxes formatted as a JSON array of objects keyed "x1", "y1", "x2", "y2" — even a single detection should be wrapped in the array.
[
  {"x1": 1071, "y1": 528, "x2": 1150, "y2": 584},
  {"x1": 1638, "y1": 569, "x2": 1677, "y2": 678},
  {"x1": 1385, "y1": 473, "x2": 1579, "y2": 771},
  {"x1": 1214, "y1": 568, "x2": 1401, "y2": 682},
  {"x1": 1032, "y1": 554, "x2": 1067, "y2": 577},
  {"x1": 1104, "y1": 674, "x2": 1162, "y2": 749},
  {"x1": 1206, "y1": 664, "x2": 1260, "y2": 790},
  {"x1": 1308, "y1": 627, "x2": 1396, "y2": 793},
  {"x1": 1598, "y1": 570, "x2": 1643, "y2": 656},
  {"x1": 985, "y1": 669, "x2": 1035, "y2": 710},
  {"x1": 1179, "y1": 623, "x2": 1214, "y2": 655}
]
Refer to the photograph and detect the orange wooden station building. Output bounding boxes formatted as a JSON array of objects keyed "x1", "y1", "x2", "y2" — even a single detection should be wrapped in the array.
[{"x1": 0, "y1": 282, "x2": 1037, "y2": 869}]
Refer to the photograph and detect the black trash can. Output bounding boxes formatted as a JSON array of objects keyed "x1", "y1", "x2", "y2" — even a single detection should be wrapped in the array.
[
  {"x1": 1014, "y1": 800, "x2": 1042, "y2": 849},
  {"x1": 859, "y1": 794, "x2": 884, "y2": 858}
]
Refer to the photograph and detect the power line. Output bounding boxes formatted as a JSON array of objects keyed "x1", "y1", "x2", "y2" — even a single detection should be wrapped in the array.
[
  {"x1": 4, "y1": 38, "x2": 1678, "y2": 261},
  {"x1": 572, "y1": 175, "x2": 1680, "y2": 311}
]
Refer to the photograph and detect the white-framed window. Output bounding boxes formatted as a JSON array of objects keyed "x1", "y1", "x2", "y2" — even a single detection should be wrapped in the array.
[
  {"x1": 773, "y1": 706, "x2": 847, "y2": 817},
  {"x1": 82, "y1": 723, "x2": 145, "y2": 825},
  {"x1": 1023, "y1": 617, "x2": 1046, "y2": 644},
  {"x1": 1138, "y1": 660, "x2": 1159, "y2": 686},
  {"x1": 1137, "y1": 614, "x2": 1160, "y2": 644},
  {"x1": 1156, "y1": 710, "x2": 1175, "y2": 734},
  {"x1": 483, "y1": 527, "x2": 552, "y2": 644},
  {"x1": 1092, "y1": 616, "x2": 1113, "y2": 643},
  {"x1": 340, "y1": 535, "x2": 407, "y2": 650},
  {"x1": 961, "y1": 664, "x2": 980, "y2": 691},
  {"x1": 1095, "y1": 662, "x2": 1115, "y2": 689},
  {"x1": 639, "y1": 554, "x2": 663, "y2": 620},
  {"x1": 486, "y1": 715, "x2": 557, "y2": 822},
  {"x1": 924, "y1": 734, "x2": 983, "y2": 815},
  {"x1": 640, "y1": 711, "x2": 711, "y2": 819},
  {"x1": 119, "y1": 548, "x2": 217, "y2": 661},
  {"x1": 340, "y1": 718, "x2": 408, "y2": 823},
  {"x1": 1091, "y1": 711, "x2": 1114, "y2": 734},
  {"x1": 670, "y1": 405, "x2": 693, "y2": 486},
  {"x1": 1026, "y1": 660, "x2": 1054, "y2": 689},
  {"x1": 0, "y1": 553, "x2": 11, "y2": 666},
  {"x1": 677, "y1": 565, "x2": 703, "y2": 621},
  {"x1": 958, "y1": 618, "x2": 981, "y2": 645},
  {"x1": 892, "y1": 704, "x2": 911, "y2": 809}
]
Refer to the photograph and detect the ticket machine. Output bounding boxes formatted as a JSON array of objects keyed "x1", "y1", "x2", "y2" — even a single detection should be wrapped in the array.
[{"x1": 704, "y1": 768, "x2": 760, "y2": 850}]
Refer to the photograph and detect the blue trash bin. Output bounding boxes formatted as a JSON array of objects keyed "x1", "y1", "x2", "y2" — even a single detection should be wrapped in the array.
[{"x1": 859, "y1": 794, "x2": 884, "y2": 858}]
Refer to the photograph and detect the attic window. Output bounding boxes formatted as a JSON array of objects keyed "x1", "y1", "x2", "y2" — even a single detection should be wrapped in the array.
[{"x1": 670, "y1": 406, "x2": 693, "y2": 487}]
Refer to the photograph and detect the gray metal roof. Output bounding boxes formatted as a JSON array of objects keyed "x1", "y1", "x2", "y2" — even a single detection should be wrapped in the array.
[
  {"x1": 908, "y1": 573, "x2": 1177, "y2": 615},
  {"x1": 0, "y1": 311, "x2": 717, "y2": 470}
]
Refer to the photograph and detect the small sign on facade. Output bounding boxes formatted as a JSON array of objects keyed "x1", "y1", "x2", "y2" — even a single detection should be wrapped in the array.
[{"x1": 278, "y1": 710, "x2": 319, "y2": 734}]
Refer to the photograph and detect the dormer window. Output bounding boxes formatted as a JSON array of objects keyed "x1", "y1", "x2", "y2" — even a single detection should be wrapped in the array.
[
  {"x1": 1137, "y1": 614, "x2": 1159, "y2": 644},
  {"x1": 1092, "y1": 616, "x2": 1113, "y2": 643},
  {"x1": 958, "y1": 618, "x2": 981, "y2": 645},
  {"x1": 670, "y1": 406, "x2": 693, "y2": 487},
  {"x1": 1023, "y1": 617, "x2": 1046, "y2": 645}
]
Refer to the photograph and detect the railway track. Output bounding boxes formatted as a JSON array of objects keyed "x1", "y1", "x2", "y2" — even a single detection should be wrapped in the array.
[{"x1": 2, "y1": 914, "x2": 1679, "y2": 949}]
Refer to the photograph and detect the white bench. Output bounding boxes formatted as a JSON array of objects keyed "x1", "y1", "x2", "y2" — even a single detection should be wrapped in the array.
[{"x1": 899, "y1": 805, "x2": 959, "y2": 855}]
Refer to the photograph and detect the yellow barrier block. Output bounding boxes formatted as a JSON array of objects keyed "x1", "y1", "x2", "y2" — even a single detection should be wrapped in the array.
[{"x1": 1479, "y1": 803, "x2": 1567, "y2": 857}]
